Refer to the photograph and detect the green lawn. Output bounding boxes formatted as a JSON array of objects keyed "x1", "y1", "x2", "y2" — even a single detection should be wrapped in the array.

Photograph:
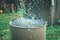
[
  {"x1": 0, "y1": 13, "x2": 60, "y2": 40},
  {"x1": 47, "y1": 26, "x2": 60, "y2": 40},
  {"x1": 0, "y1": 12, "x2": 23, "y2": 40}
]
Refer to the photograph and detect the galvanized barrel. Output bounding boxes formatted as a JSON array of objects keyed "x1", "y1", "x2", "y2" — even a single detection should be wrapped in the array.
[{"x1": 10, "y1": 18, "x2": 47, "y2": 40}]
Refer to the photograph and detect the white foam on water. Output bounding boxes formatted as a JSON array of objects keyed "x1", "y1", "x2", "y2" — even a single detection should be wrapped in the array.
[{"x1": 11, "y1": 18, "x2": 47, "y2": 28}]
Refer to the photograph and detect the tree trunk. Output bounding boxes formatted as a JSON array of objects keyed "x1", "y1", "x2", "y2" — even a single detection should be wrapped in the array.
[{"x1": 51, "y1": 6, "x2": 55, "y2": 25}]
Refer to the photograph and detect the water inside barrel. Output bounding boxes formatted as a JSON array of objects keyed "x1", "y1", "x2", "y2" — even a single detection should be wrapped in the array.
[{"x1": 11, "y1": 18, "x2": 47, "y2": 28}]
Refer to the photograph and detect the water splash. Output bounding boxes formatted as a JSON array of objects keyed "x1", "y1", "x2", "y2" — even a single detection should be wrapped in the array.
[{"x1": 11, "y1": 18, "x2": 47, "y2": 28}]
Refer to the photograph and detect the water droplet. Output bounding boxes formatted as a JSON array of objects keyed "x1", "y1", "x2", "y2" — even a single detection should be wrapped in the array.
[
  {"x1": 27, "y1": 29, "x2": 30, "y2": 31},
  {"x1": 32, "y1": 0, "x2": 35, "y2": 1},
  {"x1": 29, "y1": 7, "x2": 31, "y2": 10},
  {"x1": 40, "y1": 0, "x2": 41, "y2": 1},
  {"x1": 29, "y1": 3, "x2": 32, "y2": 5}
]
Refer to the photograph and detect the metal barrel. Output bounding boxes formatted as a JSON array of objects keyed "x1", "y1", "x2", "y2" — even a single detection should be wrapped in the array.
[{"x1": 10, "y1": 21, "x2": 46, "y2": 40}]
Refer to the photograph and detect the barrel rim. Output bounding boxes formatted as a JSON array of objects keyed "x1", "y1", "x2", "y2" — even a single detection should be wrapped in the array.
[{"x1": 9, "y1": 21, "x2": 47, "y2": 28}]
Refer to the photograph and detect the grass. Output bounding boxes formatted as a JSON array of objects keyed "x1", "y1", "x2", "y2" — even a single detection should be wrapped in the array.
[
  {"x1": 47, "y1": 26, "x2": 60, "y2": 40},
  {"x1": 0, "y1": 12, "x2": 23, "y2": 40},
  {"x1": 0, "y1": 12, "x2": 60, "y2": 40}
]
